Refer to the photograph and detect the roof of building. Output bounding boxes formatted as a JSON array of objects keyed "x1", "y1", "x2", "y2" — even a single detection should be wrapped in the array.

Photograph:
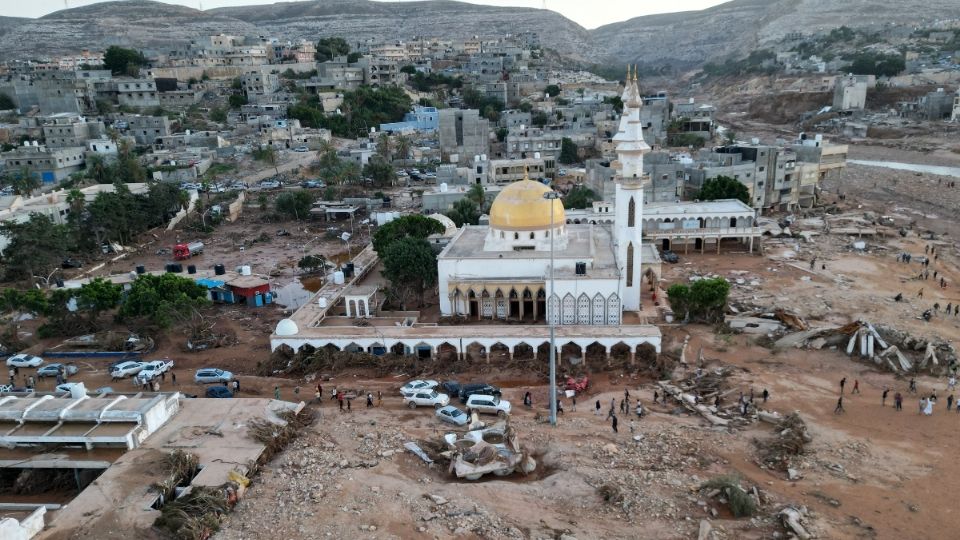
[
  {"x1": 644, "y1": 199, "x2": 755, "y2": 217},
  {"x1": 227, "y1": 275, "x2": 270, "y2": 289},
  {"x1": 488, "y1": 178, "x2": 564, "y2": 231}
]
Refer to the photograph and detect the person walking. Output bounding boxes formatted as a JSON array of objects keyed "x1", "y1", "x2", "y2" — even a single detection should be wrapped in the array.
[
  {"x1": 611, "y1": 414, "x2": 618, "y2": 433},
  {"x1": 624, "y1": 388, "x2": 630, "y2": 402},
  {"x1": 909, "y1": 378, "x2": 917, "y2": 394},
  {"x1": 26, "y1": 375, "x2": 34, "y2": 389},
  {"x1": 377, "y1": 390, "x2": 382, "y2": 407},
  {"x1": 653, "y1": 391, "x2": 659, "y2": 404},
  {"x1": 840, "y1": 377, "x2": 846, "y2": 394},
  {"x1": 347, "y1": 396, "x2": 352, "y2": 411},
  {"x1": 274, "y1": 386, "x2": 280, "y2": 400},
  {"x1": 232, "y1": 379, "x2": 240, "y2": 395},
  {"x1": 762, "y1": 389, "x2": 769, "y2": 403},
  {"x1": 332, "y1": 387, "x2": 338, "y2": 401},
  {"x1": 918, "y1": 288, "x2": 924, "y2": 298},
  {"x1": 571, "y1": 395, "x2": 577, "y2": 411},
  {"x1": 629, "y1": 418, "x2": 635, "y2": 434},
  {"x1": 366, "y1": 392, "x2": 373, "y2": 408},
  {"x1": 338, "y1": 392, "x2": 344, "y2": 411},
  {"x1": 852, "y1": 380, "x2": 860, "y2": 394},
  {"x1": 919, "y1": 397, "x2": 926, "y2": 415},
  {"x1": 171, "y1": 372, "x2": 177, "y2": 386},
  {"x1": 949, "y1": 376, "x2": 957, "y2": 391},
  {"x1": 948, "y1": 394, "x2": 954, "y2": 411},
  {"x1": 834, "y1": 396, "x2": 845, "y2": 414},
  {"x1": 882, "y1": 387, "x2": 889, "y2": 407},
  {"x1": 619, "y1": 398, "x2": 626, "y2": 414},
  {"x1": 317, "y1": 383, "x2": 323, "y2": 399},
  {"x1": 556, "y1": 400, "x2": 564, "y2": 416},
  {"x1": 894, "y1": 392, "x2": 902, "y2": 411},
  {"x1": 595, "y1": 400, "x2": 601, "y2": 415}
]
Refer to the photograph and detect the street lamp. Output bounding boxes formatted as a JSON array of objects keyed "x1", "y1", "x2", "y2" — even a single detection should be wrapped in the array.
[{"x1": 544, "y1": 189, "x2": 561, "y2": 426}]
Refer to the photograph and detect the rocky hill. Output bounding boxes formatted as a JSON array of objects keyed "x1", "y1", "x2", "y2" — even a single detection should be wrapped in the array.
[
  {"x1": 2, "y1": 0, "x2": 959, "y2": 69},
  {"x1": 591, "y1": 0, "x2": 960, "y2": 70}
]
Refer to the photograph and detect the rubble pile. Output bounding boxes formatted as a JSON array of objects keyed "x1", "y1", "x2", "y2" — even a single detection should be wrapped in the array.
[
  {"x1": 657, "y1": 366, "x2": 757, "y2": 428},
  {"x1": 775, "y1": 319, "x2": 958, "y2": 375},
  {"x1": 755, "y1": 412, "x2": 813, "y2": 472}
]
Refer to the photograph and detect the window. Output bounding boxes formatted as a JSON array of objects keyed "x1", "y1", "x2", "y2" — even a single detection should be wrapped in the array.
[
  {"x1": 499, "y1": 231, "x2": 504, "y2": 239},
  {"x1": 627, "y1": 197, "x2": 635, "y2": 227},
  {"x1": 759, "y1": 166, "x2": 765, "y2": 172},
  {"x1": 626, "y1": 242, "x2": 634, "y2": 287},
  {"x1": 529, "y1": 232, "x2": 535, "y2": 240},
  {"x1": 514, "y1": 232, "x2": 519, "y2": 240}
]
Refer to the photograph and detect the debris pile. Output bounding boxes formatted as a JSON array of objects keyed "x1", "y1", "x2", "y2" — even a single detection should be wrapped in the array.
[
  {"x1": 775, "y1": 319, "x2": 958, "y2": 374},
  {"x1": 657, "y1": 366, "x2": 756, "y2": 427},
  {"x1": 698, "y1": 474, "x2": 758, "y2": 518},
  {"x1": 755, "y1": 412, "x2": 812, "y2": 472},
  {"x1": 248, "y1": 408, "x2": 316, "y2": 463},
  {"x1": 406, "y1": 421, "x2": 536, "y2": 481}
]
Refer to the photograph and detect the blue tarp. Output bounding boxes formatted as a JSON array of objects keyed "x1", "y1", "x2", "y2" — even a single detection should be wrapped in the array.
[{"x1": 196, "y1": 278, "x2": 227, "y2": 289}]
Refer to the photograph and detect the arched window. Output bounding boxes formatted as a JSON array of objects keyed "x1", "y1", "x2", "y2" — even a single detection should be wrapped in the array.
[
  {"x1": 626, "y1": 242, "x2": 634, "y2": 287},
  {"x1": 529, "y1": 232, "x2": 535, "y2": 240},
  {"x1": 514, "y1": 232, "x2": 519, "y2": 240},
  {"x1": 500, "y1": 231, "x2": 504, "y2": 239},
  {"x1": 627, "y1": 197, "x2": 636, "y2": 227}
]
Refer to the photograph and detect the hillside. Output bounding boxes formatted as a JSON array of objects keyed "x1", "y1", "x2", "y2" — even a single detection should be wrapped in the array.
[
  {"x1": 2, "y1": 0, "x2": 960, "y2": 69},
  {"x1": 209, "y1": 0, "x2": 594, "y2": 60},
  {"x1": 592, "y1": 0, "x2": 960, "y2": 70}
]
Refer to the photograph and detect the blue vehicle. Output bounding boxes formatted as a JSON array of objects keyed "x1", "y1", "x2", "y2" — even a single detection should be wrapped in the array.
[{"x1": 205, "y1": 386, "x2": 233, "y2": 398}]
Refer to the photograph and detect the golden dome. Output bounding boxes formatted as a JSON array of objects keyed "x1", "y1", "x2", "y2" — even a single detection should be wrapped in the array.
[{"x1": 489, "y1": 179, "x2": 564, "y2": 231}]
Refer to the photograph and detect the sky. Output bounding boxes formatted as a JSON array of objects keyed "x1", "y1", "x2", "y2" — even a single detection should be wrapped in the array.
[{"x1": 11, "y1": 0, "x2": 729, "y2": 29}]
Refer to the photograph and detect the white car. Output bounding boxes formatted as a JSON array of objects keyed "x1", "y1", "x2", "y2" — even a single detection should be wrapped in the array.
[
  {"x1": 436, "y1": 405, "x2": 470, "y2": 426},
  {"x1": 111, "y1": 361, "x2": 145, "y2": 379},
  {"x1": 400, "y1": 379, "x2": 439, "y2": 397},
  {"x1": 6, "y1": 354, "x2": 43, "y2": 368},
  {"x1": 135, "y1": 360, "x2": 174, "y2": 383},
  {"x1": 293, "y1": 145, "x2": 309, "y2": 152},
  {"x1": 55, "y1": 382, "x2": 83, "y2": 393},
  {"x1": 404, "y1": 390, "x2": 450, "y2": 409},
  {"x1": 194, "y1": 368, "x2": 233, "y2": 384},
  {"x1": 259, "y1": 180, "x2": 281, "y2": 189},
  {"x1": 465, "y1": 394, "x2": 512, "y2": 417}
]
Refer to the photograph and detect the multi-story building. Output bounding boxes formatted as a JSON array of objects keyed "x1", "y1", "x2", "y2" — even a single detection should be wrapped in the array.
[
  {"x1": 379, "y1": 106, "x2": 440, "y2": 133},
  {"x1": 40, "y1": 113, "x2": 105, "y2": 148},
  {"x1": 120, "y1": 114, "x2": 172, "y2": 145},
  {"x1": 158, "y1": 89, "x2": 202, "y2": 109},
  {"x1": 2, "y1": 142, "x2": 85, "y2": 184},
  {"x1": 503, "y1": 127, "x2": 561, "y2": 177},
  {"x1": 439, "y1": 109, "x2": 490, "y2": 165},
  {"x1": 832, "y1": 74, "x2": 871, "y2": 111},
  {"x1": 117, "y1": 79, "x2": 160, "y2": 109}
]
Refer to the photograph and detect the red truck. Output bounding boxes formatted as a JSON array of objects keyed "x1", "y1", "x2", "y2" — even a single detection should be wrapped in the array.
[{"x1": 172, "y1": 241, "x2": 204, "y2": 261}]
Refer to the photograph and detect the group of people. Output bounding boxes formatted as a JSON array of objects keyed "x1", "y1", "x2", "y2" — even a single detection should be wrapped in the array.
[{"x1": 836, "y1": 374, "x2": 960, "y2": 416}]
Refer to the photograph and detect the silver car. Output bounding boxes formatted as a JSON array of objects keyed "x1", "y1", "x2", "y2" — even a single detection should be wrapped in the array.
[
  {"x1": 435, "y1": 405, "x2": 469, "y2": 426},
  {"x1": 37, "y1": 363, "x2": 79, "y2": 378},
  {"x1": 194, "y1": 368, "x2": 233, "y2": 384}
]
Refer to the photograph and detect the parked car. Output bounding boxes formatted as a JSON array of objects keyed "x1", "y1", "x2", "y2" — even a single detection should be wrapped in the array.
[
  {"x1": 293, "y1": 145, "x2": 309, "y2": 152},
  {"x1": 108, "y1": 361, "x2": 143, "y2": 379},
  {"x1": 61, "y1": 258, "x2": 83, "y2": 269},
  {"x1": 135, "y1": 359, "x2": 174, "y2": 383},
  {"x1": 258, "y1": 179, "x2": 281, "y2": 189},
  {"x1": 6, "y1": 354, "x2": 43, "y2": 368},
  {"x1": 404, "y1": 390, "x2": 450, "y2": 409},
  {"x1": 37, "y1": 363, "x2": 79, "y2": 379},
  {"x1": 226, "y1": 182, "x2": 248, "y2": 191},
  {"x1": 465, "y1": 394, "x2": 511, "y2": 417},
  {"x1": 93, "y1": 386, "x2": 115, "y2": 396},
  {"x1": 458, "y1": 383, "x2": 502, "y2": 403},
  {"x1": 194, "y1": 368, "x2": 233, "y2": 384},
  {"x1": 661, "y1": 250, "x2": 679, "y2": 264},
  {"x1": 400, "y1": 379, "x2": 439, "y2": 396},
  {"x1": 435, "y1": 405, "x2": 470, "y2": 426},
  {"x1": 440, "y1": 380, "x2": 461, "y2": 397},
  {"x1": 205, "y1": 386, "x2": 234, "y2": 398},
  {"x1": 300, "y1": 180, "x2": 325, "y2": 189}
]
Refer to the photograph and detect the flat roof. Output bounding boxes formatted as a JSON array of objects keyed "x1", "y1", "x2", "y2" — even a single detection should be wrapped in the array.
[
  {"x1": 440, "y1": 224, "x2": 615, "y2": 266},
  {"x1": 644, "y1": 199, "x2": 754, "y2": 216}
]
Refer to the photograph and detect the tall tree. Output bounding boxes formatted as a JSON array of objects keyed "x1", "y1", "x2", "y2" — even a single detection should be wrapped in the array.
[
  {"x1": 372, "y1": 214, "x2": 444, "y2": 254},
  {"x1": 118, "y1": 273, "x2": 210, "y2": 328},
  {"x1": 559, "y1": 137, "x2": 579, "y2": 164},
  {"x1": 394, "y1": 134, "x2": 411, "y2": 166},
  {"x1": 0, "y1": 213, "x2": 73, "y2": 281},
  {"x1": 381, "y1": 237, "x2": 437, "y2": 308},
  {"x1": 363, "y1": 157, "x2": 396, "y2": 188},
  {"x1": 275, "y1": 191, "x2": 315, "y2": 221},
  {"x1": 376, "y1": 132, "x2": 393, "y2": 161},
  {"x1": 445, "y1": 198, "x2": 480, "y2": 227},
  {"x1": 698, "y1": 176, "x2": 751, "y2": 205},
  {"x1": 103, "y1": 46, "x2": 148, "y2": 76},
  {"x1": 5, "y1": 166, "x2": 41, "y2": 196}
]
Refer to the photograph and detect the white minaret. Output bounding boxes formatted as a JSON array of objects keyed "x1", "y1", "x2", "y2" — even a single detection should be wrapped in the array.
[{"x1": 612, "y1": 66, "x2": 650, "y2": 312}]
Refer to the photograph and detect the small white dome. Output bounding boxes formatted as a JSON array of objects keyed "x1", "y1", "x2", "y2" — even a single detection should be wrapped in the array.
[{"x1": 275, "y1": 319, "x2": 299, "y2": 336}]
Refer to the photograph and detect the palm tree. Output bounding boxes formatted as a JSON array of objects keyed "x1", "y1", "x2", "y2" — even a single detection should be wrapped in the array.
[
  {"x1": 86, "y1": 154, "x2": 110, "y2": 184},
  {"x1": 376, "y1": 132, "x2": 393, "y2": 162},
  {"x1": 10, "y1": 166, "x2": 41, "y2": 196},
  {"x1": 395, "y1": 134, "x2": 411, "y2": 166}
]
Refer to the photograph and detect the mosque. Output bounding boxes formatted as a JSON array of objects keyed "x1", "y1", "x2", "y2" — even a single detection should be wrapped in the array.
[
  {"x1": 438, "y1": 71, "x2": 658, "y2": 325},
  {"x1": 270, "y1": 74, "x2": 665, "y2": 359}
]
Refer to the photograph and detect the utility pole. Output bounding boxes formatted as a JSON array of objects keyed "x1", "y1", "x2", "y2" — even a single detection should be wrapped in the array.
[{"x1": 544, "y1": 189, "x2": 561, "y2": 426}]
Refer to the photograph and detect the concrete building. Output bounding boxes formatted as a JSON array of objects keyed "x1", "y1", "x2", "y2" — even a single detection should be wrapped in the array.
[
  {"x1": 439, "y1": 109, "x2": 490, "y2": 165},
  {"x1": 120, "y1": 114, "x2": 172, "y2": 145},
  {"x1": 422, "y1": 184, "x2": 502, "y2": 213},
  {"x1": 117, "y1": 79, "x2": 160, "y2": 109},
  {"x1": 952, "y1": 88, "x2": 960, "y2": 122},
  {"x1": 1, "y1": 142, "x2": 85, "y2": 184},
  {"x1": 241, "y1": 68, "x2": 279, "y2": 99},
  {"x1": 503, "y1": 127, "x2": 561, "y2": 177},
  {"x1": 832, "y1": 74, "x2": 870, "y2": 111},
  {"x1": 499, "y1": 109, "x2": 532, "y2": 128},
  {"x1": 488, "y1": 157, "x2": 546, "y2": 185},
  {"x1": 158, "y1": 88, "x2": 202, "y2": 109},
  {"x1": 642, "y1": 199, "x2": 761, "y2": 254},
  {"x1": 379, "y1": 106, "x2": 440, "y2": 133},
  {"x1": 41, "y1": 113, "x2": 105, "y2": 148},
  {"x1": 919, "y1": 88, "x2": 955, "y2": 120}
]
